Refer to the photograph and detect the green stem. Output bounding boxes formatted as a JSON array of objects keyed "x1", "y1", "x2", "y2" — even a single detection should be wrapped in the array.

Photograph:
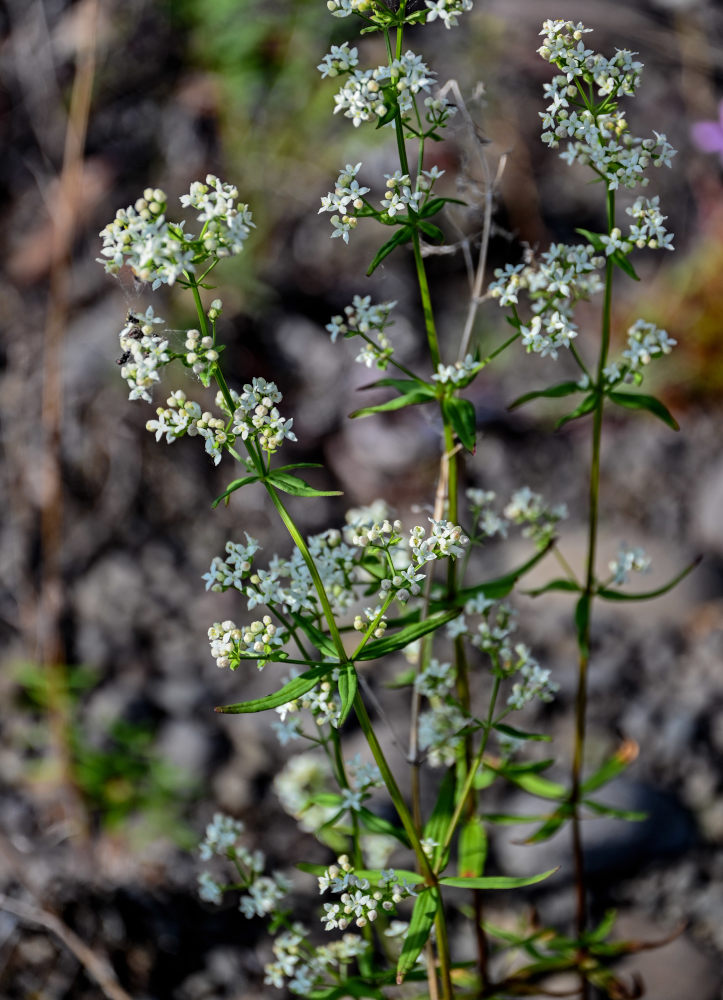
[{"x1": 571, "y1": 187, "x2": 615, "y2": 999}]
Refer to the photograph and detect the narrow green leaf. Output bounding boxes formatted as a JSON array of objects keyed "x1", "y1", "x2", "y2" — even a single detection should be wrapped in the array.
[
  {"x1": 581, "y1": 740, "x2": 638, "y2": 795},
  {"x1": 611, "y1": 250, "x2": 640, "y2": 281},
  {"x1": 587, "y1": 908, "x2": 618, "y2": 944},
  {"x1": 211, "y1": 474, "x2": 260, "y2": 508},
  {"x1": 356, "y1": 609, "x2": 459, "y2": 660},
  {"x1": 442, "y1": 396, "x2": 477, "y2": 452},
  {"x1": 524, "y1": 806, "x2": 572, "y2": 843},
  {"x1": 396, "y1": 889, "x2": 439, "y2": 984},
  {"x1": 350, "y1": 389, "x2": 434, "y2": 419},
  {"x1": 357, "y1": 807, "x2": 411, "y2": 847},
  {"x1": 290, "y1": 613, "x2": 339, "y2": 660},
  {"x1": 446, "y1": 542, "x2": 553, "y2": 609},
  {"x1": 479, "y1": 812, "x2": 548, "y2": 825},
  {"x1": 582, "y1": 799, "x2": 647, "y2": 821},
  {"x1": 367, "y1": 226, "x2": 413, "y2": 276},
  {"x1": 361, "y1": 377, "x2": 435, "y2": 397},
  {"x1": 417, "y1": 220, "x2": 444, "y2": 242},
  {"x1": 272, "y1": 462, "x2": 324, "y2": 472},
  {"x1": 555, "y1": 393, "x2": 596, "y2": 430},
  {"x1": 419, "y1": 196, "x2": 466, "y2": 218},
  {"x1": 267, "y1": 471, "x2": 343, "y2": 498},
  {"x1": 493, "y1": 722, "x2": 552, "y2": 743},
  {"x1": 575, "y1": 593, "x2": 591, "y2": 658},
  {"x1": 337, "y1": 663, "x2": 358, "y2": 726},
  {"x1": 508, "y1": 381, "x2": 582, "y2": 411},
  {"x1": 305, "y1": 792, "x2": 344, "y2": 809},
  {"x1": 491, "y1": 763, "x2": 567, "y2": 801},
  {"x1": 424, "y1": 769, "x2": 455, "y2": 869},
  {"x1": 597, "y1": 555, "x2": 701, "y2": 602},
  {"x1": 214, "y1": 663, "x2": 336, "y2": 714},
  {"x1": 607, "y1": 390, "x2": 679, "y2": 430},
  {"x1": 575, "y1": 228, "x2": 605, "y2": 253},
  {"x1": 525, "y1": 578, "x2": 582, "y2": 597},
  {"x1": 458, "y1": 816, "x2": 487, "y2": 878},
  {"x1": 359, "y1": 553, "x2": 388, "y2": 581},
  {"x1": 308, "y1": 980, "x2": 386, "y2": 1000},
  {"x1": 440, "y1": 867, "x2": 557, "y2": 890}
]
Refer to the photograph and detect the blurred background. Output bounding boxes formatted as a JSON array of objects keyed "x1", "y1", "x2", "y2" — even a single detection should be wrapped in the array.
[{"x1": 1, "y1": 0, "x2": 722, "y2": 996}]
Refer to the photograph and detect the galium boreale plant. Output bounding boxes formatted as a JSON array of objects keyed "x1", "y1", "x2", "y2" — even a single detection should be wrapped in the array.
[{"x1": 98, "y1": 7, "x2": 691, "y2": 999}]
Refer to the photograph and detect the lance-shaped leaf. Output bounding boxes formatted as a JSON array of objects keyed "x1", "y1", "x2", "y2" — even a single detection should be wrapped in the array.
[
  {"x1": 575, "y1": 227, "x2": 606, "y2": 253},
  {"x1": 396, "y1": 888, "x2": 439, "y2": 984},
  {"x1": 266, "y1": 470, "x2": 343, "y2": 498},
  {"x1": 442, "y1": 396, "x2": 477, "y2": 452},
  {"x1": 290, "y1": 612, "x2": 340, "y2": 660},
  {"x1": 608, "y1": 390, "x2": 678, "y2": 430},
  {"x1": 297, "y1": 861, "x2": 422, "y2": 884},
  {"x1": 215, "y1": 662, "x2": 337, "y2": 714},
  {"x1": 509, "y1": 380, "x2": 582, "y2": 411},
  {"x1": 439, "y1": 867, "x2": 557, "y2": 890},
  {"x1": 524, "y1": 804, "x2": 573, "y2": 843},
  {"x1": 555, "y1": 393, "x2": 597, "y2": 430},
  {"x1": 525, "y1": 578, "x2": 582, "y2": 597},
  {"x1": 356, "y1": 609, "x2": 459, "y2": 660},
  {"x1": 423, "y1": 769, "x2": 455, "y2": 869},
  {"x1": 308, "y1": 979, "x2": 386, "y2": 1000},
  {"x1": 212, "y1": 474, "x2": 260, "y2": 508},
  {"x1": 493, "y1": 722, "x2": 551, "y2": 743},
  {"x1": 457, "y1": 816, "x2": 487, "y2": 878},
  {"x1": 360, "y1": 376, "x2": 435, "y2": 395},
  {"x1": 417, "y1": 220, "x2": 444, "y2": 243},
  {"x1": 357, "y1": 807, "x2": 411, "y2": 847},
  {"x1": 488, "y1": 761, "x2": 567, "y2": 801},
  {"x1": 596, "y1": 555, "x2": 701, "y2": 602},
  {"x1": 367, "y1": 226, "x2": 413, "y2": 276},
  {"x1": 575, "y1": 593, "x2": 591, "y2": 658},
  {"x1": 581, "y1": 740, "x2": 638, "y2": 795},
  {"x1": 439, "y1": 542, "x2": 553, "y2": 609},
  {"x1": 336, "y1": 662, "x2": 358, "y2": 726},
  {"x1": 582, "y1": 799, "x2": 646, "y2": 821},
  {"x1": 350, "y1": 388, "x2": 435, "y2": 419},
  {"x1": 610, "y1": 249, "x2": 640, "y2": 281}
]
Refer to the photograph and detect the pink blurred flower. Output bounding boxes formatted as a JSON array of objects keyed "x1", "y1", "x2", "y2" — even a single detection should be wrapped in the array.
[{"x1": 691, "y1": 101, "x2": 723, "y2": 164}]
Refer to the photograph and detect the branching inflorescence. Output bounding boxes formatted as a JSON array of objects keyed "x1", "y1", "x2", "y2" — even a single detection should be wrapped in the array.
[{"x1": 98, "y1": 8, "x2": 688, "y2": 1000}]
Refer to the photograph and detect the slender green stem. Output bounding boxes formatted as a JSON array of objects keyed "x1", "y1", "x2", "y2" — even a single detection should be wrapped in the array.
[{"x1": 571, "y1": 187, "x2": 615, "y2": 1000}]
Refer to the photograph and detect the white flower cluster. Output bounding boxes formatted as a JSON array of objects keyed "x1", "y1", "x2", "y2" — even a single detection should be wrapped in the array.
[
  {"x1": 319, "y1": 162, "x2": 369, "y2": 243},
  {"x1": 414, "y1": 657, "x2": 456, "y2": 698},
  {"x1": 228, "y1": 377, "x2": 297, "y2": 454},
  {"x1": 381, "y1": 170, "x2": 423, "y2": 217},
  {"x1": 145, "y1": 390, "x2": 229, "y2": 465},
  {"x1": 506, "y1": 645, "x2": 559, "y2": 710},
  {"x1": 116, "y1": 307, "x2": 169, "y2": 402},
  {"x1": 264, "y1": 923, "x2": 369, "y2": 996},
  {"x1": 625, "y1": 195, "x2": 674, "y2": 251},
  {"x1": 419, "y1": 702, "x2": 468, "y2": 767},
  {"x1": 353, "y1": 605, "x2": 388, "y2": 639},
  {"x1": 179, "y1": 174, "x2": 254, "y2": 257},
  {"x1": 608, "y1": 542, "x2": 651, "y2": 585},
  {"x1": 99, "y1": 178, "x2": 253, "y2": 287},
  {"x1": 432, "y1": 354, "x2": 478, "y2": 385},
  {"x1": 98, "y1": 188, "x2": 193, "y2": 287},
  {"x1": 318, "y1": 856, "x2": 417, "y2": 930},
  {"x1": 537, "y1": 20, "x2": 676, "y2": 190},
  {"x1": 247, "y1": 528, "x2": 358, "y2": 617},
  {"x1": 317, "y1": 42, "x2": 359, "y2": 78},
  {"x1": 466, "y1": 488, "x2": 509, "y2": 540},
  {"x1": 202, "y1": 535, "x2": 262, "y2": 591},
  {"x1": 346, "y1": 753, "x2": 383, "y2": 793},
  {"x1": 504, "y1": 487, "x2": 567, "y2": 548},
  {"x1": 424, "y1": 0, "x2": 474, "y2": 30},
  {"x1": 326, "y1": 0, "x2": 372, "y2": 17},
  {"x1": 327, "y1": 295, "x2": 397, "y2": 369},
  {"x1": 327, "y1": 295, "x2": 397, "y2": 341},
  {"x1": 330, "y1": 51, "x2": 434, "y2": 129},
  {"x1": 207, "y1": 616, "x2": 287, "y2": 670},
  {"x1": 199, "y1": 812, "x2": 249, "y2": 860},
  {"x1": 240, "y1": 873, "x2": 292, "y2": 919},
  {"x1": 378, "y1": 519, "x2": 468, "y2": 604},
  {"x1": 602, "y1": 319, "x2": 676, "y2": 384},
  {"x1": 490, "y1": 243, "x2": 604, "y2": 359},
  {"x1": 274, "y1": 752, "x2": 337, "y2": 829},
  {"x1": 197, "y1": 813, "x2": 290, "y2": 920},
  {"x1": 183, "y1": 328, "x2": 219, "y2": 384},
  {"x1": 470, "y1": 600, "x2": 517, "y2": 659}
]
